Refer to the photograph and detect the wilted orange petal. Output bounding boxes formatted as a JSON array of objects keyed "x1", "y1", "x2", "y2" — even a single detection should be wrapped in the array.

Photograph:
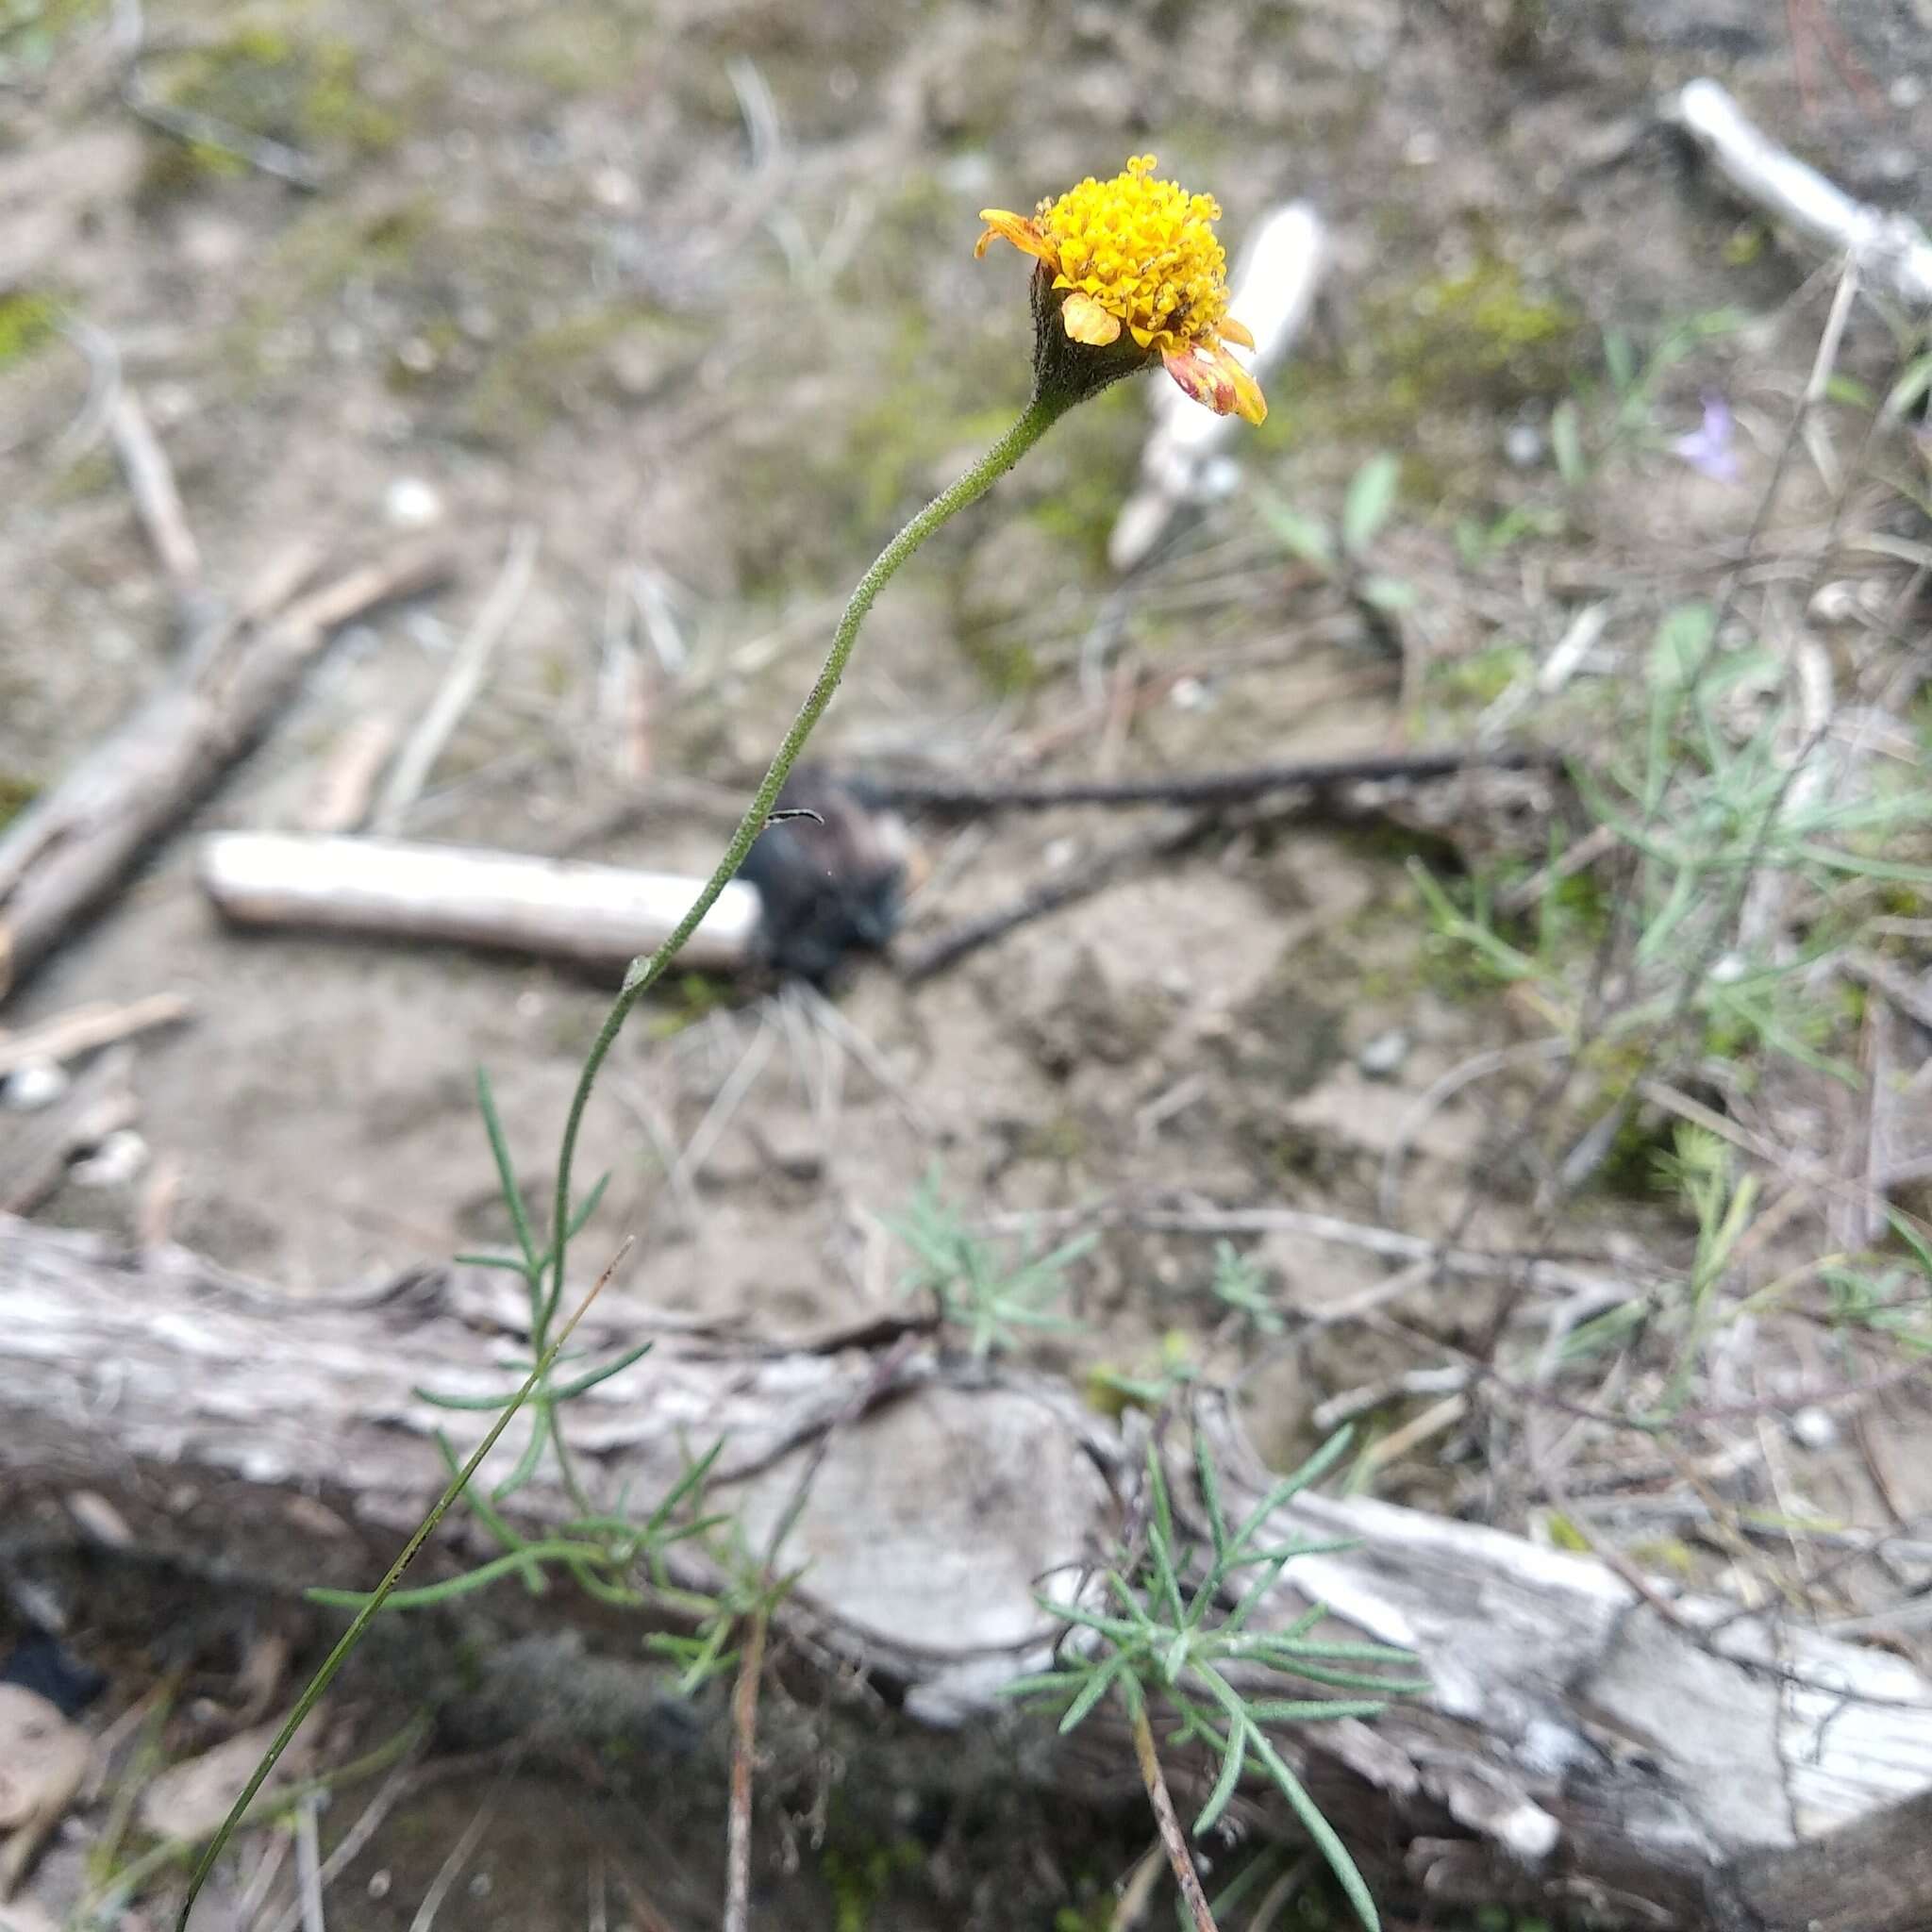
[
  {"x1": 1061, "y1": 291, "x2": 1123, "y2": 346},
  {"x1": 1218, "y1": 315, "x2": 1256, "y2": 350},
  {"x1": 1161, "y1": 342, "x2": 1267, "y2": 425},
  {"x1": 974, "y1": 208, "x2": 1057, "y2": 267}
]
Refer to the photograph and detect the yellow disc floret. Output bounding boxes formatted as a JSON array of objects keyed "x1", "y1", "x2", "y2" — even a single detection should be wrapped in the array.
[
  {"x1": 1039, "y1": 154, "x2": 1231, "y2": 354},
  {"x1": 976, "y1": 155, "x2": 1265, "y2": 424}
]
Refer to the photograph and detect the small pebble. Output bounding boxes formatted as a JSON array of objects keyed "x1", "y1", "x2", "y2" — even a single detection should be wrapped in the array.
[
  {"x1": 2, "y1": 1058, "x2": 69, "y2": 1112},
  {"x1": 589, "y1": 164, "x2": 638, "y2": 210},
  {"x1": 69, "y1": 1129, "x2": 148, "y2": 1190},
  {"x1": 367, "y1": 1872, "x2": 392, "y2": 1901},
  {"x1": 65, "y1": 1491, "x2": 135, "y2": 1551},
  {"x1": 1504, "y1": 421, "x2": 1543, "y2": 469},
  {"x1": 1789, "y1": 1407, "x2": 1838, "y2": 1451},
  {"x1": 1357, "y1": 1028, "x2": 1410, "y2": 1078},
  {"x1": 394, "y1": 336, "x2": 439, "y2": 375},
  {"x1": 384, "y1": 475, "x2": 444, "y2": 528}
]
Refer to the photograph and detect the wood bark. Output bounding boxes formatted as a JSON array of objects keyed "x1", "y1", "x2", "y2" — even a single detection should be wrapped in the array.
[
  {"x1": 0, "y1": 545, "x2": 452, "y2": 1004},
  {"x1": 2, "y1": 1214, "x2": 1929, "y2": 1930},
  {"x1": 198, "y1": 832, "x2": 761, "y2": 974}
]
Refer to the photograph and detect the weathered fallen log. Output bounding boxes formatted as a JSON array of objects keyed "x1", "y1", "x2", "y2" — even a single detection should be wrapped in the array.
[
  {"x1": 0, "y1": 544, "x2": 453, "y2": 1003},
  {"x1": 3, "y1": 1214, "x2": 1929, "y2": 1930}
]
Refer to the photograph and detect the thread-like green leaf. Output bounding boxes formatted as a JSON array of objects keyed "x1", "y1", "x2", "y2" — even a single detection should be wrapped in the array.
[
  {"x1": 475, "y1": 1068, "x2": 538, "y2": 1269},
  {"x1": 1194, "y1": 1711, "x2": 1249, "y2": 1836}
]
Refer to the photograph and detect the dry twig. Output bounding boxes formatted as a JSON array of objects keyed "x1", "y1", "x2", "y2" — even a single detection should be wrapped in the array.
[
  {"x1": 0, "y1": 541, "x2": 453, "y2": 1001},
  {"x1": 105, "y1": 385, "x2": 201, "y2": 607},
  {"x1": 899, "y1": 811, "x2": 1211, "y2": 981},
  {"x1": 1127, "y1": 1698, "x2": 1217, "y2": 1932},
  {"x1": 0, "y1": 991, "x2": 191, "y2": 1079},
  {"x1": 867, "y1": 746, "x2": 1550, "y2": 817},
  {"x1": 374, "y1": 525, "x2": 539, "y2": 836},
  {"x1": 721, "y1": 1607, "x2": 769, "y2": 1932}
]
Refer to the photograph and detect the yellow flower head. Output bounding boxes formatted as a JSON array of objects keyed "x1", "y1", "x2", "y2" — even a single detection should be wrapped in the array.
[{"x1": 976, "y1": 155, "x2": 1265, "y2": 425}]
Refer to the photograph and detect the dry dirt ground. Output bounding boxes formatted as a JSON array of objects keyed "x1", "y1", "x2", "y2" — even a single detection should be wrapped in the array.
[{"x1": 4, "y1": 0, "x2": 1932, "y2": 1924}]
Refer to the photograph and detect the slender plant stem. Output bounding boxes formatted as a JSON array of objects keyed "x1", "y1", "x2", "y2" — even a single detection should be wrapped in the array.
[
  {"x1": 173, "y1": 1246, "x2": 628, "y2": 1932},
  {"x1": 542, "y1": 391, "x2": 1070, "y2": 1327},
  {"x1": 1128, "y1": 1689, "x2": 1220, "y2": 1932}
]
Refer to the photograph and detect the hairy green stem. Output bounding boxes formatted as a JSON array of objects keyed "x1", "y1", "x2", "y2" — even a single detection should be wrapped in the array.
[
  {"x1": 541, "y1": 391, "x2": 1070, "y2": 1328},
  {"x1": 173, "y1": 1257, "x2": 622, "y2": 1932}
]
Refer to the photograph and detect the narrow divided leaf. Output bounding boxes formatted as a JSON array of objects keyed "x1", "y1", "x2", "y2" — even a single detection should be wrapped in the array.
[
  {"x1": 475, "y1": 1067, "x2": 538, "y2": 1268},
  {"x1": 1341, "y1": 453, "x2": 1400, "y2": 558},
  {"x1": 550, "y1": 1339, "x2": 654, "y2": 1404},
  {"x1": 1195, "y1": 1711, "x2": 1249, "y2": 1835},
  {"x1": 1059, "y1": 1653, "x2": 1125, "y2": 1734}
]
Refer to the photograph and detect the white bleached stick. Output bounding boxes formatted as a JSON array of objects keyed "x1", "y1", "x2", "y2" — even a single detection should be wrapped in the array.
[
  {"x1": 1669, "y1": 79, "x2": 1932, "y2": 308},
  {"x1": 199, "y1": 832, "x2": 761, "y2": 973},
  {"x1": 1108, "y1": 202, "x2": 1326, "y2": 573}
]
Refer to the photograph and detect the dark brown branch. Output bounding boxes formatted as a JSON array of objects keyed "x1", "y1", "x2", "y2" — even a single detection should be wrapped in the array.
[
  {"x1": 860, "y1": 747, "x2": 1554, "y2": 817},
  {"x1": 898, "y1": 811, "x2": 1213, "y2": 982}
]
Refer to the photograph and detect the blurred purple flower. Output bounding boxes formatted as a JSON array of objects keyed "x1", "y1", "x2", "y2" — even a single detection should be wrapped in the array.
[{"x1": 1674, "y1": 393, "x2": 1740, "y2": 483}]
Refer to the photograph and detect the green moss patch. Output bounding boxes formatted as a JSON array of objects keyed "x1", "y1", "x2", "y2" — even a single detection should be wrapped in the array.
[{"x1": 0, "y1": 290, "x2": 58, "y2": 371}]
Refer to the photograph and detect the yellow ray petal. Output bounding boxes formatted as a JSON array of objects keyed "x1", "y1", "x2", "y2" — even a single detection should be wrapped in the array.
[
  {"x1": 1218, "y1": 315, "x2": 1256, "y2": 350},
  {"x1": 974, "y1": 209, "x2": 1057, "y2": 266},
  {"x1": 1060, "y1": 291, "x2": 1123, "y2": 346}
]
